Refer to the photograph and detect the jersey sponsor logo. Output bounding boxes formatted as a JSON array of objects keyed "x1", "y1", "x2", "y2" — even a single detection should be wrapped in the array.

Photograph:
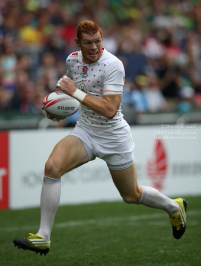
[
  {"x1": 0, "y1": 132, "x2": 9, "y2": 209},
  {"x1": 146, "y1": 139, "x2": 168, "y2": 190},
  {"x1": 82, "y1": 66, "x2": 88, "y2": 78},
  {"x1": 70, "y1": 52, "x2": 78, "y2": 57},
  {"x1": 78, "y1": 83, "x2": 87, "y2": 93}
]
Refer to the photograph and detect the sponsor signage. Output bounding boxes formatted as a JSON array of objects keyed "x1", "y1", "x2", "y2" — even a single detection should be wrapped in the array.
[
  {"x1": 132, "y1": 125, "x2": 201, "y2": 196},
  {"x1": 147, "y1": 139, "x2": 168, "y2": 190},
  {"x1": 0, "y1": 124, "x2": 201, "y2": 209}
]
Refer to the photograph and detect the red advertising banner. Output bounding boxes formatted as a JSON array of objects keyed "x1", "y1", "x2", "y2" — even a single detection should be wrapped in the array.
[{"x1": 0, "y1": 132, "x2": 10, "y2": 209}]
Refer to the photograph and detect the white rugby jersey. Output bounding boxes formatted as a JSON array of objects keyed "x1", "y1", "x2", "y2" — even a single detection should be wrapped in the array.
[{"x1": 66, "y1": 48, "x2": 126, "y2": 129}]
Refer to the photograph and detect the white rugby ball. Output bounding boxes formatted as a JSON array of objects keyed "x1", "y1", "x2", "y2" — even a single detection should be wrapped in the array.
[{"x1": 42, "y1": 92, "x2": 80, "y2": 117}]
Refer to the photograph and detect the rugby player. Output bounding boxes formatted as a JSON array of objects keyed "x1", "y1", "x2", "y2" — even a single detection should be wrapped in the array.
[{"x1": 13, "y1": 20, "x2": 187, "y2": 255}]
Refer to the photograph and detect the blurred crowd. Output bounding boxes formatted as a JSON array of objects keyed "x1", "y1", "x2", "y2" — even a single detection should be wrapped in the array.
[{"x1": 0, "y1": 0, "x2": 201, "y2": 126}]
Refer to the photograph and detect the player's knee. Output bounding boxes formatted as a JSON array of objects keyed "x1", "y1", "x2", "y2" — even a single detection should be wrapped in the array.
[
  {"x1": 45, "y1": 158, "x2": 61, "y2": 179},
  {"x1": 123, "y1": 195, "x2": 139, "y2": 204},
  {"x1": 122, "y1": 188, "x2": 142, "y2": 204}
]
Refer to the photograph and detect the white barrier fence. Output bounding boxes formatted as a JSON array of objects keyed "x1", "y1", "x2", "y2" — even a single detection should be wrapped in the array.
[{"x1": 0, "y1": 124, "x2": 200, "y2": 209}]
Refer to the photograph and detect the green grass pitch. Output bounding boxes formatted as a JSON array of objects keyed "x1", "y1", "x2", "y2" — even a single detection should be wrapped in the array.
[{"x1": 0, "y1": 195, "x2": 201, "y2": 266}]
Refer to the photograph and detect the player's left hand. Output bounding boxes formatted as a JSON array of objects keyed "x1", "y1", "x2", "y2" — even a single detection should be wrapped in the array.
[
  {"x1": 42, "y1": 107, "x2": 66, "y2": 122},
  {"x1": 59, "y1": 75, "x2": 77, "y2": 96}
]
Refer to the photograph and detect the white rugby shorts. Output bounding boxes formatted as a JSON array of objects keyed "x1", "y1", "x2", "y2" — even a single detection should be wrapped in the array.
[{"x1": 69, "y1": 123, "x2": 135, "y2": 170}]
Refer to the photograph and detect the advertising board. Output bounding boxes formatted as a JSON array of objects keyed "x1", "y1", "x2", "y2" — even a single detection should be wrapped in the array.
[{"x1": 0, "y1": 124, "x2": 200, "y2": 209}]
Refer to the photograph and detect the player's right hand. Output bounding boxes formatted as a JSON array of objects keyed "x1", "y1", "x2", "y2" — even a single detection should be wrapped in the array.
[{"x1": 42, "y1": 75, "x2": 68, "y2": 121}]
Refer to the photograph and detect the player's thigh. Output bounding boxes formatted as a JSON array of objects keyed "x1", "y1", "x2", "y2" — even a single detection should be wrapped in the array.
[
  {"x1": 109, "y1": 163, "x2": 142, "y2": 203},
  {"x1": 46, "y1": 135, "x2": 88, "y2": 177}
]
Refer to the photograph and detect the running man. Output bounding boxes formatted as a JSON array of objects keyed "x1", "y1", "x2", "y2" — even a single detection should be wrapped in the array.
[{"x1": 13, "y1": 20, "x2": 187, "y2": 255}]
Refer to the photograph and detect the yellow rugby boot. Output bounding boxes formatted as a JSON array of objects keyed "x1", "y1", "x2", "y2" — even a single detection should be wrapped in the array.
[
  {"x1": 13, "y1": 233, "x2": 50, "y2": 255},
  {"x1": 170, "y1": 198, "x2": 188, "y2": 239}
]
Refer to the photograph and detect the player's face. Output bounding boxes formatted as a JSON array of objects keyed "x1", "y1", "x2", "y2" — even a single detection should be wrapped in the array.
[{"x1": 76, "y1": 31, "x2": 103, "y2": 64}]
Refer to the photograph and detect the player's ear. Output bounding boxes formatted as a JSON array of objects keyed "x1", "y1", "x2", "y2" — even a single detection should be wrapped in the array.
[{"x1": 75, "y1": 38, "x2": 81, "y2": 47}]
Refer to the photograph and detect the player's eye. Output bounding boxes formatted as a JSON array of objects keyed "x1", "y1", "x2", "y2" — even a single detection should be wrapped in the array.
[
  {"x1": 84, "y1": 42, "x2": 92, "y2": 46},
  {"x1": 95, "y1": 40, "x2": 101, "y2": 44}
]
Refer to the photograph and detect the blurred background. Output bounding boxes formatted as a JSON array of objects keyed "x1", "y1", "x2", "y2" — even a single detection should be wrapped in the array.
[{"x1": 0, "y1": 0, "x2": 201, "y2": 129}]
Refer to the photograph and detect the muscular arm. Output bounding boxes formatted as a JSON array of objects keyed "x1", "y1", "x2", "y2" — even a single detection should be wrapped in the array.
[
  {"x1": 59, "y1": 76, "x2": 122, "y2": 119},
  {"x1": 82, "y1": 94, "x2": 122, "y2": 119}
]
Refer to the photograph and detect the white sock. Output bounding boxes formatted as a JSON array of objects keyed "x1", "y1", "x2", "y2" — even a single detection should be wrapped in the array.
[
  {"x1": 138, "y1": 186, "x2": 179, "y2": 216},
  {"x1": 38, "y1": 176, "x2": 61, "y2": 241}
]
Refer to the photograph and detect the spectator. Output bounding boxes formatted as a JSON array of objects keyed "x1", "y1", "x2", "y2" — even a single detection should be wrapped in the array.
[
  {"x1": 143, "y1": 67, "x2": 167, "y2": 112},
  {"x1": 178, "y1": 86, "x2": 195, "y2": 113},
  {"x1": 16, "y1": 54, "x2": 33, "y2": 79},
  {"x1": 0, "y1": 0, "x2": 200, "y2": 127},
  {"x1": 11, "y1": 80, "x2": 38, "y2": 114},
  {"x1": 130, "y1": 76, "x2": 148, "y2": 114},
  {"x1": 157, "y1": 51, "x2": 180, "y2": 99},
  {"x1": 117, "y1": 22, "x2": 148, "y2": 81},
  {"x1": 37, "y1": 53, "x2": 59, "y2": 92},
  {"x1": 0, "y1": 36, "x2": 17, "y2": 107},
  {"x1": 0, "y1": 84, "x2": 11, "y2": 110}
]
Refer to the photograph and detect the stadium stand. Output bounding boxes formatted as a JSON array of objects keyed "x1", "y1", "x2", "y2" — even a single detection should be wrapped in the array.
[{"x1": 0, "y1": 0, "x2": 201, "y2": 129}]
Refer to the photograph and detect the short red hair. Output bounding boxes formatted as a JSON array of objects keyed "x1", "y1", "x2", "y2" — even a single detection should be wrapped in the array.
[{"x1": 76, "y1": 20, "x2": 103, "y2": 41}]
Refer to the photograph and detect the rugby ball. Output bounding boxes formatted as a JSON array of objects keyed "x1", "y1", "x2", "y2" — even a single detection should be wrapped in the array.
[{"x1": 42, "y1": 92, "x2": 80, "y2": 117}]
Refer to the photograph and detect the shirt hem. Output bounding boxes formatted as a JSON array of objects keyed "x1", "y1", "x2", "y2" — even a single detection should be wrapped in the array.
[{"x1": 76, "y1": 119, "x2": 128, "y2": 131}]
